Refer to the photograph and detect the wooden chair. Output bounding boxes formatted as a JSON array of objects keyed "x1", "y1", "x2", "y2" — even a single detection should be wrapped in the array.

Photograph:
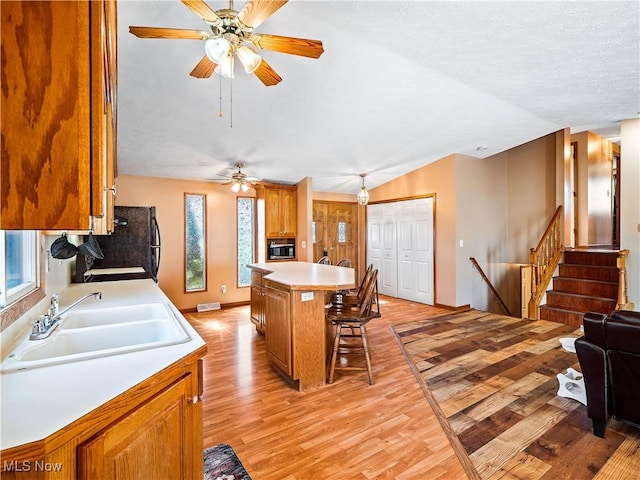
[
  {"x1": 330, "y1": 264, "x2": 380, "y2": 318},
  {"x1": 336, "y1": 258, "x2": 351, "y2": 268},
  {"x1": 327, "y1": 268, "x2": 379, "y2": 385},
  {"x1": 317, "y1": 256, "x2": 331, "y2": 265}
]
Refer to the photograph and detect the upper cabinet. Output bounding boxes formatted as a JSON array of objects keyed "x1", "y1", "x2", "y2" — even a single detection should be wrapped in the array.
[
  {"x1": 262, "y1": 185, "x2": 297, "y2": 238},
  {"x1": 1, "y1": 0, "x2": 117, "y2": 233}
]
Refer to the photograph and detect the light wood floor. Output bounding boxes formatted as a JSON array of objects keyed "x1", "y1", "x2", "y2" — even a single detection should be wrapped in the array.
[{"x1": 185, "y1": 296, "x2": 470, "y2": 479}]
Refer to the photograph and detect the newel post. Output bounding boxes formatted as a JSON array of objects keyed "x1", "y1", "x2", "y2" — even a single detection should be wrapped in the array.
[{"x1": 616, "y1": 249, "x2": 634, "y2": 310}]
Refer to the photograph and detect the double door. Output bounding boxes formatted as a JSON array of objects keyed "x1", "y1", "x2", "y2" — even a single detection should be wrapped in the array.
[
  {"x1": 312, "y1": 201, "x2": 358, "y2": 272},
  {"x1": 367, "y1": 197, "x2": 434, "y2": 304}
]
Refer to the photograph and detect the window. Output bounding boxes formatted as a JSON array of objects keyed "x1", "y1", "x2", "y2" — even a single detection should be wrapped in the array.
[
  {"x1": 185, "y1": 193, "x2": 207, "y2": 292},
  {"x1": 0, "y1": 230, "x2": 38, "y2": 309},
  {"x1": 337, "y1": 221, "x2": 346, "y2": 243},
  {"x1": 237, "y1": 197, "x2": 255, "y2": 287}
]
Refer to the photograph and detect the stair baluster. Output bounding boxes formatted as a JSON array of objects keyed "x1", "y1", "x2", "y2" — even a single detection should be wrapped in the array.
[{"x1": 528, "y1": 206, "x2": 564, "y2": 319}]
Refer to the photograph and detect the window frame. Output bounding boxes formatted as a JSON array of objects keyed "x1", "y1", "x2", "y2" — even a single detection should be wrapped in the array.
[
  {"x1": 237, "y1": 196, "x2": 256, "y2": 288},
  {"x1": 184, "y1": 193, "x2": 207, "y2": 293},
  {"x1": 0, "y1": 230, "x2": 44, "y2": 331}
]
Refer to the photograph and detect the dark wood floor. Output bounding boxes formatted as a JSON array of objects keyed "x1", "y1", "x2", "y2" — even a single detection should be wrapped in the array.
[
  {"x1": 185, "y1": 297, "x2": 469, "y2": 479},
  {"x1": 393, "y1": 309, "x2": 640, "y2": 480}
]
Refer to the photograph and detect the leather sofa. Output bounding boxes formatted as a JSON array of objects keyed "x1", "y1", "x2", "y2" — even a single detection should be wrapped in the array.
[{"x1": 575, "y1": 310, "x2": 640, "y2": 437}]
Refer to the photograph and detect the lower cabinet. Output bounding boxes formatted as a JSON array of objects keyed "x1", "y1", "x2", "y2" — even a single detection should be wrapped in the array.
[
  {"x1": 265, "y1": 284, "x2": 292, "y2": 376},
  {"x1": 0, "y1": 349, "x2": 206, "y2": 480},
  {"x1": 78, "y1": 375, "x2": 194, "y2": 479}
]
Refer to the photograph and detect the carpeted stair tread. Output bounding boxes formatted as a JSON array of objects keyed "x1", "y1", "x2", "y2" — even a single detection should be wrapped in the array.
[
  {"x1": 545, "y1": 290, "x2": 617, "y2": 313},
  {"x1": 551, "y1": 276, "x2": 618, "y2": 298},
  {"x1": 539, "y1": 305, "x2": 587, "y2": 327}
]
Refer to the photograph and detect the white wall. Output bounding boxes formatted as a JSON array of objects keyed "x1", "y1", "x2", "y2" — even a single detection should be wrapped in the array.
[
  {"x1": 455, "y1": 154, "x2": 508, "y2": 312},
  {"x1": 620, "y1": 118, "x2": 640, "y2": 306}
]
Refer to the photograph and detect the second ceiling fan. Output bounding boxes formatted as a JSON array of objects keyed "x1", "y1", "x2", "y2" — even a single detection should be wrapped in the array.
[{"x1": 129, "y1": 0, "x2": 324, "y2": 86}]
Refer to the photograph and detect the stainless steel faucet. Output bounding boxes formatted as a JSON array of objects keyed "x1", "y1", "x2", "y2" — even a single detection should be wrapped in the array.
[{"x1": 30, "y1": 292, "x2": 102, "y2": 340}]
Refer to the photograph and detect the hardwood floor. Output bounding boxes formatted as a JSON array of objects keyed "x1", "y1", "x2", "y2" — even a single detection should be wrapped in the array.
[
  {"x1": 185, "y1": 296, "x2": 470, "y2": 479},
  {"x1": 393, "y1": 310, "x2": 640, "y2": 480}
]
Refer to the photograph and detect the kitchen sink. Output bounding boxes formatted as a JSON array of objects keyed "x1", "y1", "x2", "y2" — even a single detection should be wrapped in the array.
[
  {"x1": 1, "y1": 303, "x2": 190, "y2": 373},
  {"x1": 61, "y1": 303, "x2": 174, "y2": 328}
]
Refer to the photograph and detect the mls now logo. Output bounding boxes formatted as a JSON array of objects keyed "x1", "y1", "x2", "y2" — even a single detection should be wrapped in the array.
[{"x1": 3, "y1": 460, "x2": 63, "y2": 472}]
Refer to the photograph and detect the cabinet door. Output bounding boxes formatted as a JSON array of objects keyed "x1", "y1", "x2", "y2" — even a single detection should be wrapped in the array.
[
  {"x1": 265, "y1": 285, "x2": 292, "y2": 375},
  {"x1": 90, "y1": 0, "x2": 118, "y2": 234},
  {"x1": 78, "y1": 375, "x2": 197, "y2": 480},
  {"x1": 1, "y1": 1, "x2": 92, "y2": 230},
  {"x1": 280, "y1": 189, "x2": 297, "y2": 237},
  {"x1": 264, "y1": 188, "x2": 283, "y2": 237}
]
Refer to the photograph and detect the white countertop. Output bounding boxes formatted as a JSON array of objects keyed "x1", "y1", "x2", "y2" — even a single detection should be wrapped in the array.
[
  {"x1": 248, "y1": 261, "x2": 355, "y2": 290},
  {"x1": 0, "y1": 279, "x2": 206, "y2": 451}
]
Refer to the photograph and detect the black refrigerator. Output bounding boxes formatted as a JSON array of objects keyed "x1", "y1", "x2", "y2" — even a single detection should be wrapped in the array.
[{"x1": 75, "y1": 206, "x2": 161, "y2": 283}]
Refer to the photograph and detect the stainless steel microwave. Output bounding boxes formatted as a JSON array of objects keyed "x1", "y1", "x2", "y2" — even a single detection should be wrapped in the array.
[{"x1": 268, "y1": 241, "x2": 295, "y2": 260}]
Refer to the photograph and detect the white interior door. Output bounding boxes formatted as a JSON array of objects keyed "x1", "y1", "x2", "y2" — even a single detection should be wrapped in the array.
[
  {"x1": 367, "y1": 203, "x2": 397, "y2": 297},
  {"x1": 412, "y1": 197, "x2": 434, "y2": 304},
  {"x1": 367, "y1": 197, "x2": 434, "y2": 304},
  {"x1": 366, "y1": 204, "x2": 383, "y2": 275}
]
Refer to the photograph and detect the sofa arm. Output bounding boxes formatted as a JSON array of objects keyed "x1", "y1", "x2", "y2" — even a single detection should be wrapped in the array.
[
  {"x1": 575, "y1": 337, "x2": 610, "y2": 437},
  {"x1": 582, "y1": 312, "x2": 608, "y2": 347}
]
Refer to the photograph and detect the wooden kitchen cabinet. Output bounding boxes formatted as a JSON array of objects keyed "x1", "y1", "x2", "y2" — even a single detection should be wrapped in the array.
[
  {"x1": 265, "y1": 283, "x2": 293, "y2": 376},
  {"x1": 0, "y1": 349, "x2": 206, "y2": 480},
  {"x1": 263, "y1": 186, "x2": 297, "y2": 238},
  {"x1": 0, "y1": 0, "x2": 117, "y2": 232},
  {"x1": 78, "y1": 375, "x2": 194, "y2": 479},
  {"x1": 250, "y1": 270, "x2": 266, "y2": 333}
]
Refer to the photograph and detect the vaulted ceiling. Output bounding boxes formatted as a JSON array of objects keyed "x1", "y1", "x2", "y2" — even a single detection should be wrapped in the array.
[{"x1": 117, "y1": 1, "x2": 639, "y2": 194}]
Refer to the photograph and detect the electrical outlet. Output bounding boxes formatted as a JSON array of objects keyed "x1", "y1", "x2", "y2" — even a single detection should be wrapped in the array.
[
  {"x1": 221, "y1": 285, "x2": 226, "y2": 294},
  {"x1": 301, "y1": 292, "x2": 314, "y2": 302}
]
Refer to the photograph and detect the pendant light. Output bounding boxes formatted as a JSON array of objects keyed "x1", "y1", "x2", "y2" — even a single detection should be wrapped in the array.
[{"x1": 356, "y1": 174, "x2": 370, "y2": 206}]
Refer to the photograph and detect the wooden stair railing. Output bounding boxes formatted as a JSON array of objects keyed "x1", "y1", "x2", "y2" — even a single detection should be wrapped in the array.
[
  {"x1": 528, "y1": 205, "x2": 564, "y2": 319},
  {"x1": 470, "y1": 257, "x2": 512, "y2": 316},
  {"x1": 616, "y1": 249, "x2": 634, "y2": 310}
]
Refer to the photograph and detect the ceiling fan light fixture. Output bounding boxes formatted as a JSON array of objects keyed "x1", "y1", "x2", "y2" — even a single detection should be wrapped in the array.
[
  {"x1": 231, "y1": 180, "x2": 241, "y2": 193},
  {"x1": 236, "y1": 45, "x2": 262, "y2": 74},
  {"x1": 215, "y1": 55, "x2": 235, "y2": 78},
  {"x1": 241, "y1": 182, "x2": 250, "y2": 192},
  {"x1": 204, "y1": 37, "x2": 230, "y2": 63},
  {"x1": 356, "y1": 174, "x2": 370, "y2": 206}
]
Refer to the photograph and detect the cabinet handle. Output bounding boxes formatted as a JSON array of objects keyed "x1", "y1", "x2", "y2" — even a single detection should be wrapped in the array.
[
  {"x1": 188, "y1": 395, "x2": 200, "y2": 404},
  {"x1": 107, "y1": 184, "x2": 117, "y2": 197}
]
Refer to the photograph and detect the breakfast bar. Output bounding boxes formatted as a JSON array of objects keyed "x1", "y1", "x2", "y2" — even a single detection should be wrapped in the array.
[{"x1": 247, "y1": 262, "x2": 355, "y2": 391}]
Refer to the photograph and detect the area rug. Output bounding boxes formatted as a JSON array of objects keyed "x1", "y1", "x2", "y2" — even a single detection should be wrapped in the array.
[
  {"x1": 392, "y1": 309, "x2": 640, "y2": 480},
  {"x1": 204, "y1": 443, "x2": 252, "y2": 480}
]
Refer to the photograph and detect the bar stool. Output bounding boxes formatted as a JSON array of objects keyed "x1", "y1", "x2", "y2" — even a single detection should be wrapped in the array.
[{"x1": 327, "y1": 269, "x2": 379, "y2": 385}]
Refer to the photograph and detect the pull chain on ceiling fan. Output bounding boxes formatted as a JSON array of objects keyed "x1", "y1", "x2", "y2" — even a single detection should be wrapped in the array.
[{"x1": 129, "y1": 0, "x2": 324, "y2": 86}]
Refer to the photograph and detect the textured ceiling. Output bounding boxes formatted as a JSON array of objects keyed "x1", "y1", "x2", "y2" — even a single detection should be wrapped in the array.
[{"x1": 117, "y1": 0, "x2": 640, "y2": 194}]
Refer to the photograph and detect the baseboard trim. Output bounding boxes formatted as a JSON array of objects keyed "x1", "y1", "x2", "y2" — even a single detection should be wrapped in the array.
[
  {"x1": 180, "y1": 300, "x2": 250, "y2": 314},
  {"x1": 434, "y1": 303, "x2": 471, "y2": 312}
]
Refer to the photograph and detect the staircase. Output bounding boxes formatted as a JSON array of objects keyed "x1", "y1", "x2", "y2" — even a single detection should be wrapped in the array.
[{"x1": 539, "y1": 249, "x2": 619, "y2": 327}]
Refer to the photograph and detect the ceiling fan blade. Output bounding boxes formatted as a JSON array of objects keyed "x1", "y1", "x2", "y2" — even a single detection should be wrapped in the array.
[
  {"x1": 190, "y1": 56, "x2": 217, "y2": 78},
  {"x1": 129, "y1": 26, "x2": 209, "y2": 40},
  {"x1": 237, "y1": 0, "x2": 287, "y2": 29},
  {"x1": 250, "y1": 33, "x2": 324, "y2": 59},
  {"x1": 181, "y1": 0, "x2": 222, "y2": 25},
  {"x1": 253, "y1": 58, "x2": 282, "y2": 86}
]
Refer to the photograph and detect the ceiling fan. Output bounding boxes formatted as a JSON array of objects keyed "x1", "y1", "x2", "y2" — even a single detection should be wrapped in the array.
[
  {"x1": 129, "y1": 0, "x2": 324, "y2": 86},
  {"x1": 218, "y1": 163, "x2": 261, "y2": 192}
]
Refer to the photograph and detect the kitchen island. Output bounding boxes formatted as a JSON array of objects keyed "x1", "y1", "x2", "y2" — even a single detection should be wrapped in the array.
[{"x1": 247, "y1": 262, "x2": 355, "y2": 391}]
